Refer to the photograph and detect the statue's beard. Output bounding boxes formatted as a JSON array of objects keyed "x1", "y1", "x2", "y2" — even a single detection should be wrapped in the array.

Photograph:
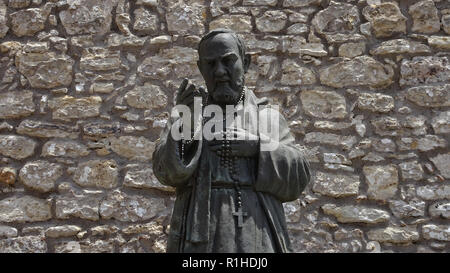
[{"x1": 211, "y1": 78, "x2": 244, "y2": 106}]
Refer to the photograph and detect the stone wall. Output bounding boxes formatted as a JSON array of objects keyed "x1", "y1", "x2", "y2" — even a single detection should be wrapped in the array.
[{"x1": 0, "y1": 0, "x2": 448, "y2": 253}]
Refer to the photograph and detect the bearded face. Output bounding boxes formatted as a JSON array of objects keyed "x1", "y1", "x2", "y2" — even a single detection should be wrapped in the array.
[{"x1": 197, "y1": 33, "x2": 250, "y2": 106}]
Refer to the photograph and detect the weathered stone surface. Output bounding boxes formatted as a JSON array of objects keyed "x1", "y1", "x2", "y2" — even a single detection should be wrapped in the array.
[
  {"x1": 324, "y1": 164, "x2": 354, "y2": 173},
  {"x1": 17, "y1": 120, "x2": 79, "y2": 139},
  {"x1": 304, "y1": 132, "x2": 357, "y2": 150},
  {"x1": 312, "y1": 172, "x2": 359, "y2": 198},
  {"x1": 313, "y1": 121, "x2": 352, "y2": 131},
  {"x1": 429, "y1": 202, "x2": 450, "y2": 219},
  {"x1": 311, "y1": 1, "x2": 360, "y2": 43},
  {"x1": 389, "y1": 199, "x2": 425, "y2": 219},
  {"x1": 402, "y1": 115, "x2": 427, "y2": 136},
  {"x1": 430, "y1": 153, "x2": 450, "y2": 179},
  {"x1": 89, "y1": 79, "x2": 114, "y2": 92},
  {"x1": 0, "y1": 90, "x2": 35, "y2": 119},
  {"x1": 363, "y1": 165, "x2": 398, "y2": 201},
  {"x1": 48, "y1": 96, "x2": 102, "y2": 121},
  {"x1": 370, "y1": 39, "x2": 430, "y2": 55},
  {"x1": 322, "y1": 204, "x2": 389, "y2": 224},
  {"x1": 397, "y1": 135, "x2": 447, "y2": 152},
  {"x1": 283, "y1": 0, "x2": 320, "y2": 7},
  {"x1": 417, "y1": 185, "x2": 450, "y2": 200},
  {"x1": 124, "y1": 165, "x2": 175, "y2": 192},
  {"x1": 443, "y1": 15, "x2": 450, "y2": 35},
  {"x1": 287, "y1": 23, "x2": 308, "y2": 35},
  {"x1": 90, "y1": 225, "x2": 119, "y2": 236},
  {"x1": 121, "y1": 222, "x2": 164, "y2": 236},
  {"x1": 54, "y1": 240, "x2": 114, "y2": 253},
  {"x1": 100, "y1": 190, "x2": 166, "y2": 222},
  {"x1": 409, "y1": 0, "x2": 440, "y2": 34},
  {"x1": 109, "y1": 136, "x2": 155, "y2": 161},
  {"x1": 246, "y1": 35, "x2": 279, "y2": 53},
  {"x1": 80, "y1": 48, "x2": 121, "y2": 71},
  {"x1": 300, "y1": 90, "x2": 346, "y2": 119},
  {"x1": 0, "y1": 0, "x2": 8, "y2": 38},
  {"x1": 0, "y1": 196, "x2": 51, "y2": 223},
  {"x1": 280, "y1": 60, "x2": 316, "y2": 86},
  {"x1": 59, "y1": 0, "x2": 117, "y2": 36},
  {"x1": 371, "y1": 117, "x2": 401, "y2": 137},
  {"x1": 15, "y1": 50, "x2": 73, "y2": 89},
  {"x1": 0, "y1": 225, "x2": 18, "y2": 238},
  {"x1": 137, "y1": 47, "x2": 199, "y2": 80},
  {"x1": 107, "y1": 33, "x2": 145, "y2": 48},
  {"x1": 319, "y1": 56, "x2": 393, "y2": 89},
  {"x1": 406, "y1": 85, "x2": 450, "y2": 107},
  {"x1": 400, "y1": 56, "x2": 450, "y2": 87},
  {"x1": 256, "y1": 55, "x2": 278, "y2": 80},
  {"x1": 73, "y1": 159, "x2": 118, "y2": 189},
  {"x1": 0, "y1": 135, "x2": 36, "y2": 160},
  {"x1": 55, "y1": 183, "x2": 102, "y2": 221},
  {"x1": 166, "y1": 1, "x2": 205, "y2": 35},
  {"x1": 422, "y1": 225, "x2": 450, "y2": 241},
  {"x1": 338, "y1": 42, "x2": 365, "y2": 58},
  {"x1": 41, "y1": 139, "x2": 90, "y2": 158},
  {"x1": 0, "y1": 167, "x2": 16, "y2": 186},
  {"x1": 367, "y1": 226, "x2": 419, "y2": 244},
  {"x1": 243, "y1": 0, "x2": 277, "y2": 5},
  {"x1": 0, "y1": 236, "x2": 47, "y2": 253},
  {"x1": 357, "y1": 92, "x2": 394, "y2": 113},
  {"x1": 19, "y1": 160, "x2": 63, "y2": 192},
  {"x1": 133, "y1": 8, "x2": 158, "y2": 33},
  {"x1": 362, "y1": 152, "x2": 384, "y2": 163},
  {"x1": 8, "y1": 0, "x2": 30, "y2": 8},
  {"x1": 323, "y1": 153, "x2": 351, "y2": 165},
  {"x1": 427, "y1": 36, "x2": 450, "y2": 50},
  {"x1": 399, "y1": 161, "x2": 423, "y2": 181},
  {"x1": 136, "y1": 0, "x2": 158, "y2": 6},
  {"x1": 371, "y1": 116, "x2": 427, "y2": 137},
  {"x1": 45, "y1": 225, "x2": 82, "y2": 238},
  {"x1": 362, "y1": 2, "x2": 407, "y2": 38},
  {"x1": 82, "y1": 122, "x2": 120, "y2": 138},
  {"x1": 256, "y1": 11, "x2": 287, "y2": 32},
  {"x1": 125, "y1": 83, "x2": 168, "y2": 109},
  {"x1": 210, "y1": 0, "x2": 239, "y2": 8},
  {"x1": 210, "y1": 15, "x2": 252, "y2": 33},
  {"x1": 284, "y1": 36, "x2": 327, "y2": 56},
  {"x1": 10, "y1": 3, "x2": 52, "y2": 37}
]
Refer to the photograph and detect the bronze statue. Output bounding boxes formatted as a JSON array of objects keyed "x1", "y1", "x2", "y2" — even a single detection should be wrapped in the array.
[{"x1": 152, "y1": 29, "x2": 311, "y2": 253}]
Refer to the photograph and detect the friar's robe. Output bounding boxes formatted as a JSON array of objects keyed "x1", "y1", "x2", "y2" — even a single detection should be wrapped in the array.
[{"x1": 152, "y1": 88, "x2": 311, "y2": 253}]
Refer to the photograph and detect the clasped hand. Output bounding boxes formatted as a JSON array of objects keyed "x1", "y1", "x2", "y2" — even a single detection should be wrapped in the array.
[{"x1": 208, "y1": 128, "x2": 260, "y2": 158}]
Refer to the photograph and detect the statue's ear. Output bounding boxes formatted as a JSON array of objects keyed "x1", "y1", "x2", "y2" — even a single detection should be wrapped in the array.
[{"x1": 243, "y1": 53, "x2": 251, "y2": 73}]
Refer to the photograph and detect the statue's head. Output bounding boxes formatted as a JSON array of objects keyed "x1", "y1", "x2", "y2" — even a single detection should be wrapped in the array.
[{"x1": 197, "y1": 29, "x2": 251, "y2": 106}]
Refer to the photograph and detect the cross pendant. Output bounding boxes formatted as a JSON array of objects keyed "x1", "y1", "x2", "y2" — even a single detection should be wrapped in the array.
[{"x1": 232, "y1": 206, "x2": 248, "y2": 228}]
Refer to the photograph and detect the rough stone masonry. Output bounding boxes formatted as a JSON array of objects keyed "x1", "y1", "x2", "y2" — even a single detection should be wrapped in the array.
[{"x1": 0, "y1": 0, "x2": 449, "y2": 253}]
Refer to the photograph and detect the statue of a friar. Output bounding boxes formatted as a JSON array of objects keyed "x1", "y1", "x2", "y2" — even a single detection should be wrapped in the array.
[{"x1": 152, "y1": 29, "x2": 311, "y2": 253}]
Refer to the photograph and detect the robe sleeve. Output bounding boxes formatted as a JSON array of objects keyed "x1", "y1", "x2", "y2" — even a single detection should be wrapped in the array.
[
  {"x1": 254, "y1": 107, "x2": 311, "y2": 202},
  {"x1": 152, "y1": 111, "x2": 203, "y2": 188}
]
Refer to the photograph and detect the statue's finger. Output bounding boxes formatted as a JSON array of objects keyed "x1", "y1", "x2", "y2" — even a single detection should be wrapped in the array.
[
  {"x1": 178, "y1": 78, "x2": 188, "y2": 93},
  {"x1": 198, "y1": 86, "x2": 207, "y2": 101},
  {"x1": 180, "y1": 83, "x2": 196, "y2": 102},
  {"x1": 181, "y1": 91, "x2": 195, "y2": 106},
  {"x1": 176, "y1": 78, "x2": 189, "y2": 103}
]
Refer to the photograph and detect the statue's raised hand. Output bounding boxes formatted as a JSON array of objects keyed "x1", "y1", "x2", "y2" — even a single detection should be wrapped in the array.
[{"x1": 175, "y1": 78, "x2": 207, "y2": 109}]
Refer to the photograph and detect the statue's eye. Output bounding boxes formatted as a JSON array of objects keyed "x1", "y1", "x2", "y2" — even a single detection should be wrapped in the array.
[
  {"x1": 223, "y1": 56, "x2": 236, "y2": 65},
  {"x1": 207, "y1": 60, "x2": 215, "y2": 66}
]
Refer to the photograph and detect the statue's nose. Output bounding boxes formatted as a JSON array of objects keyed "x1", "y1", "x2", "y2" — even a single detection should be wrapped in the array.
[{"x1": 214, "y1": 62, "x2": 227, "y2": 78}]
